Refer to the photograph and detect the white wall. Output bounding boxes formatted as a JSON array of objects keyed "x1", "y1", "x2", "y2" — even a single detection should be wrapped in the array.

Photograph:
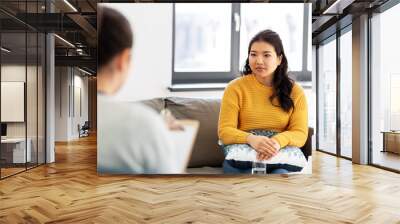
[
  {"x1": 1, "y1": 64, "x2": 46, "y2": 164},
  {"x1": 1, "y1": 65, "x2": 37, "y2": 138},
  {"x1": 1, "y1": 66, "x2": 25, "y2": 124},
  {"x1": 1, "y1": 66, "x2": 26, "y2": 139},
  {"x1": 102, "y1": 3, "x2": 224, "y2": 102},
  {"x1": 72, "y1": 74, "x2": 89, "y2": 138},
  {"x1": 55, "y1": 67, "x2": 69, "y2": 141},
  {"x1": 55, "y1": 67, "x2": 89, "y2": 141}
]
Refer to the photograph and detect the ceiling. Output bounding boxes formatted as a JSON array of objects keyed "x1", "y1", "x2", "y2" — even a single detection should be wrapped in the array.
[
  {"x1": 311, "y1": 0, "x2": 391, "y2": 44},
  {"x1": 0, "y1": 0, "x2": 98, "y2": 73}
]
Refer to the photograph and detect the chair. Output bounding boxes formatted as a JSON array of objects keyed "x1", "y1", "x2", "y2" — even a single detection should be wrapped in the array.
[{"x1": 78, "y1": 121, "x2": 90, "y2": 138}]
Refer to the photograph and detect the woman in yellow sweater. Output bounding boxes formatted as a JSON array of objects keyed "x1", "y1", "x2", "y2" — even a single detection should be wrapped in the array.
[{"x1": 218, "y1": 29, "x2": 308, "y2": 174}]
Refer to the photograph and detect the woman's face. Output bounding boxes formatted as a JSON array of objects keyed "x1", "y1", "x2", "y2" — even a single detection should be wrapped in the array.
[{"x1": 248, "y1": 41, "x2": 282, "y2": 80}]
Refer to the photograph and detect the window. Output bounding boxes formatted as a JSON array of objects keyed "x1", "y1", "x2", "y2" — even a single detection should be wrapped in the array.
[
  {"x1": 370, "y1": 2, "x2": 400, "y2": 171},
  {"x1": 315, "y1": 25, "x2": 352, "y2": 159},
  {"x1": 317, "y1": 35, "x2": 337, "y2": 155},
  {"x1": 172, "y1": 3, "x2": 311, "y2": 85},
  {"x1": 174, "y1": 4, "x2": 232, "y2": 72},
  {"x1": 240, "y1": 4, "x2": 304, "y2": 72},
  {"x1": 339, "y1": 27, "x2": 352, "y2": 158}
]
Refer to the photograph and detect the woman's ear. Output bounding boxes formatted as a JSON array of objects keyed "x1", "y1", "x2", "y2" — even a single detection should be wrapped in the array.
[
  {"x1": 114, "y1": 49, "x2": 131, "y2": 72},
  {"x1": 121, "y1": 48, "x2": 131, "y2": 63},
  {"x1": 120, "y1": 49, "x2": 132, "y2": 71}
]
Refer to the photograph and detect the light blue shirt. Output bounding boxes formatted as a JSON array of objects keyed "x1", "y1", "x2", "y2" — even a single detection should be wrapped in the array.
[{"x1": 97, "y1": 95, "x2": 181, "y2": 174}]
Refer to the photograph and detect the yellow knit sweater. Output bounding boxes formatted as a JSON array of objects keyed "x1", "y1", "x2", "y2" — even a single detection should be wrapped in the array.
[{"x1": 218, "y1": 74, "x2": 308, "y2": 148}]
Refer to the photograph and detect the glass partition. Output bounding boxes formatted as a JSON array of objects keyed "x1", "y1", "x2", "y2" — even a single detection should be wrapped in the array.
[
  {"x1": 27, "y1": 31, "x2": 38, "y2": 169},
  {"x1": 1, "y1": 30, "x2": 28, "y2": 178},
  {"x1": 0, "y1": 1, "x2": 46, "y2": 179},
  {"x1": 38, "y1": 32, "x2": 45, "y2": 165}
]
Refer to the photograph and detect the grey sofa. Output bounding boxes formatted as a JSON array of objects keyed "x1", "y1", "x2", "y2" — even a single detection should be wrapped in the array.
[{"x1": 141, "y1": 97, "x2": 314, "y2": 170}]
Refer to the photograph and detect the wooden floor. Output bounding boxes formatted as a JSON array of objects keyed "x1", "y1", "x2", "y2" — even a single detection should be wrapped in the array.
[
  {"x1": 1, "y1": 167, "x2": 26, "y2": 178},
  {"x1": 372, "y1": 150, "x2": 400, "y2": 171},
  {"x1": 1, "y1": 135, "x2": 400, "y2": 223}
]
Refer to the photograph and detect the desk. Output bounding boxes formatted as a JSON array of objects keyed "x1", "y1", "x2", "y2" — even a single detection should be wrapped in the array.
[
  {"x1": 1, "y1": 138, "x2": 31, "y2": 164},
  {"x1": 381, "y1": 131, "x2": 400, "y2": 154},
  {"x1": 169, "y1": 120, "x2": 199, "y2": 173}
]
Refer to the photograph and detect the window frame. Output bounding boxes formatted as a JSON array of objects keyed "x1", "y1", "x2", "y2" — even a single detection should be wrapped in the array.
[
  {"x1": 315, "y1": 21, "x2": 353, "y2": 160},
  {"x1": 171, "y1": 3, "x2": 311, "y2": 85}
]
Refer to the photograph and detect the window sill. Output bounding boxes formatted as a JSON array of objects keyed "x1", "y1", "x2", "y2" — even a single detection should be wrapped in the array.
[{"x1": 168, "y1": 83, "x2": 227, "y2": 92}]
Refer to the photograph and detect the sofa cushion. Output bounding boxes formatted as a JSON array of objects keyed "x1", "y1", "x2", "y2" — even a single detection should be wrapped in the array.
[
  {"x1": 165, "y1": 97, "x2": 224, "y2": 167},
  {"x1": 224, "y1": 145, "x2": 307, "y2": 172},
  {"x1": 140, "y1": 98, "x2": 165, "y2": 113},
  {"x1": 222, "y1": 130, "x2": 307, "y2": 172}
]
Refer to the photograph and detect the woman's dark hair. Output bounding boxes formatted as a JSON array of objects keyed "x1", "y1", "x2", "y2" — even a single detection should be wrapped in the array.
[
  {"x1": 242, "y1": 29, "x2": 294, "y2": 112},
  {"x1": 98, "y1": 6, "x2": 133, "y2": 69}
]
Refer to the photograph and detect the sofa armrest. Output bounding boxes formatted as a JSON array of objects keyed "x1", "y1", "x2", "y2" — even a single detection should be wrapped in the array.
[{"x1": 301, "y1": 127, "x2": 314, "y2": 159}]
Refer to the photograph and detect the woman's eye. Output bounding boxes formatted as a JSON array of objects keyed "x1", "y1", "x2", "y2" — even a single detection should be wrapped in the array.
[
  {"x1": 250, "y1": 53, "x2": 256, "y2": 57},
  {"x1": 264, "y1": 54, "x2": 271, "y2": 57}
]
